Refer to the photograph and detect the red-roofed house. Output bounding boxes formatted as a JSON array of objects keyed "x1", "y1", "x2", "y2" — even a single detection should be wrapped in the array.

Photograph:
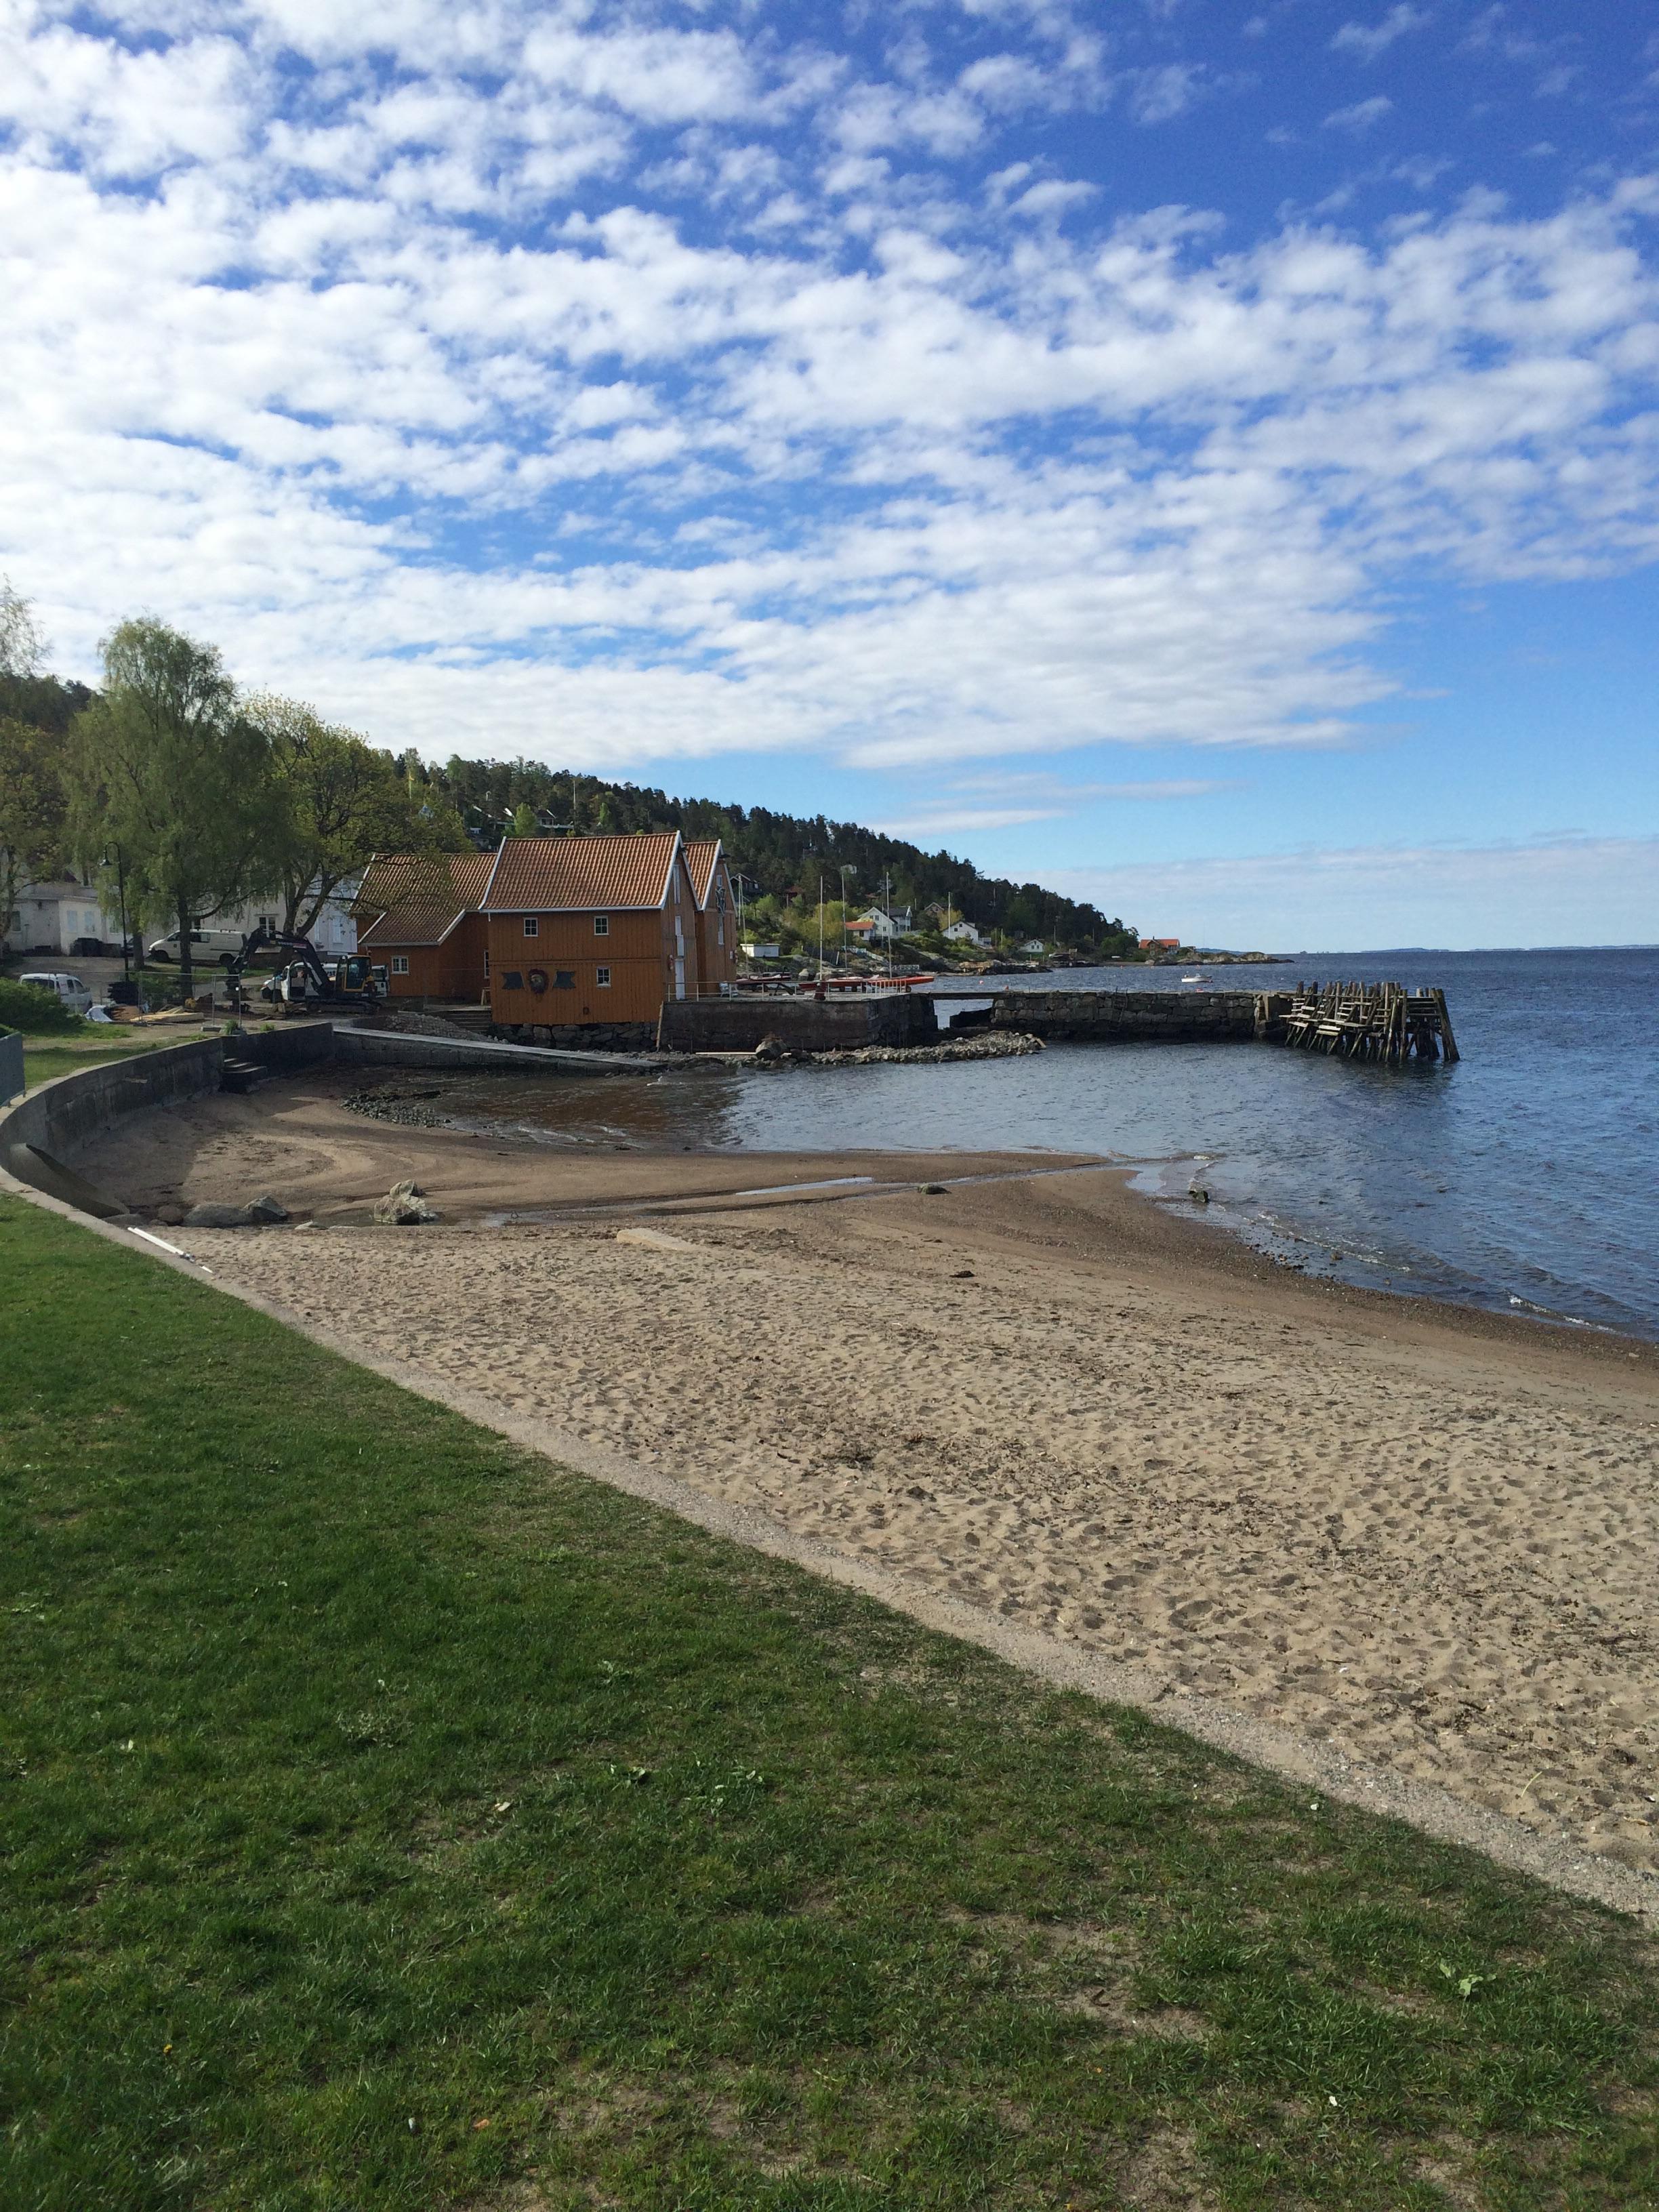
[
  {"x1": 682, "y1": 837, "x2": 739, "y2": 993},
  {"x1": 480, "y1": 832, "x2": 701, "y2": 1035},
  {"x1": 354, "y1": 849, "x2": 496, "y2": 1000}
]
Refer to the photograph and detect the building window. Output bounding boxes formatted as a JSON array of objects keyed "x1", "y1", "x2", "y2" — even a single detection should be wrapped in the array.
[
  {"x1": 390, "y1": 955, "x2": 409, "y2": 975},
  {"x1": 523, "y1": 916, "x2": 539, "y2": 937},
  {"x1": 554, "y1": 970, "x2": 576, "y2": 989},
  {"x1": 596, "y1": 966, "x2": 611, "y2": 987},
  {"x1": 594, "y1": 914, "x2": 609, "y2": 936},
  {"x1": 503, "y1": 970, "x2": 524, "y2": 990}
]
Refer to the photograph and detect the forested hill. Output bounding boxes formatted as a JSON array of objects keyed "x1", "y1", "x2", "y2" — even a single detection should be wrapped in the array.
[
  {"x1": 421, "y1": 754, "x2": 1137, "y2": 956},
  {"x1": 1, "y1": 655, "x2": 1135, "y2": 954}
]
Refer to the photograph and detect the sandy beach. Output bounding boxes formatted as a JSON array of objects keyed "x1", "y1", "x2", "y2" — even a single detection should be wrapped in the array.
[{"x1": 80, "y1": 1071, "x2": 1659, "y2": 1874}]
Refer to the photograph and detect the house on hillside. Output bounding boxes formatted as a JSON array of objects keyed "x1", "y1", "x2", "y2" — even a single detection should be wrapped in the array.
[
  {"x1": 354, "y1": 851, "x2": 495, "y2": 999},
  {"x1": 942, "y1": 918, "x2": 987, "y2": 947},
  {"x1": 682, "y1": 837, "x2": 739, "y2": 993},
  {"x1": 855, "y1": 905, "x2": 912, "y2": 943},
  {"x1": 481, "y1": 831, "x2": 700, "y2": 1036}
]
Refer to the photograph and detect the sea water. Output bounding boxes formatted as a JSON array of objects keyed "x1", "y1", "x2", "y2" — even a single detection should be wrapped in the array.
[{"x1": 434, "y1": 946, "x2": 1659, "y2": 1340}]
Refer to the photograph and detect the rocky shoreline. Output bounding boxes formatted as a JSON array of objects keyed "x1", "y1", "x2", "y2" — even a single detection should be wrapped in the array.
[
  {"x1": 749, "y1": 1028, "x2": 1044, "y2": 1068},
  {"x1": 342, "y1": 1086, "x2": 456, "y2": 1126}
]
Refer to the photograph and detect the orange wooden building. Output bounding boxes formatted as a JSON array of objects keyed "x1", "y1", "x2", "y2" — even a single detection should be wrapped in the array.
[
  {"x1": 682, "y1": 838, "x2": 739, "y2": 994},
  {"x1": 354, "y1": 850, "x2": 495, "y2": 1000},
  {"x1": 481, "y1": 832, "x2": 701, "y2": 1032}
]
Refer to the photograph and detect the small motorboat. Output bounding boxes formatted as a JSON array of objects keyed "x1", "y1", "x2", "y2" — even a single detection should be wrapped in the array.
[{"x1": 1179, "y1": 970, "x2": 1210, "y2": 986}]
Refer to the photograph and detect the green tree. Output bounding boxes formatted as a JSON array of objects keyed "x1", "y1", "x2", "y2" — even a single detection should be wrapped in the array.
[
  {"x1": 69, "y1": 620, "x2": 281, "y2": 1002},
  {"x1": 245, "y1": 694, "x2": 467, "y2": 936},
  {"x1": 0, "y1": 716, "x2": 69, "y2": 945},
  {"x1": 0, "y1": 576, "x2": 46, "y2": 686}
]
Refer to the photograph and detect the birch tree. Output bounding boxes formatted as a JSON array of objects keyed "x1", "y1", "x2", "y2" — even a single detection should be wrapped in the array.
[{"x1": 70, "y1": 620, "x2": 281, "y2": 1001}]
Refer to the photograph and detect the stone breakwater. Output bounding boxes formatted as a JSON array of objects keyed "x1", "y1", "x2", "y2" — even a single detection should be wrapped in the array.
[{"x1": 987, "y1": 989, "x2": 1275, "y2": 1042}]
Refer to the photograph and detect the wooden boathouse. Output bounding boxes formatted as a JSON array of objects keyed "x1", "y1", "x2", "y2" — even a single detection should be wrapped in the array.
[
  {"x1": 683, "y1": 838, "x2": 741, "y2": 996},
  {"x1": 481, "y1": 832, "x2": 703, "y2": 1042},
  {"x1": 354, "y1": 850, "x2": 495, "y2": 1002}
]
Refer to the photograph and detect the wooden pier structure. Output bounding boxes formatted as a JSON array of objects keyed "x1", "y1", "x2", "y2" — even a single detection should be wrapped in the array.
[{"x1": 1263, "y1": 981, "x2": 1458, "y2": 1063}]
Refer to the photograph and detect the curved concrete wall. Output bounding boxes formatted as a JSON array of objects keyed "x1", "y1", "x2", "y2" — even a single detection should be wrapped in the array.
[
  {"x1": 0, "y1": 1036, "x2": 226, "y2": 1164},
  {"x1": 0, "y1": 1021, "x2": 346, "y2": 1181}
]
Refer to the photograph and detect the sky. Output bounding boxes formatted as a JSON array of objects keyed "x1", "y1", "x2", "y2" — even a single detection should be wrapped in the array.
[{"x1": 1, "y1": 0, "x2": 1656, "y2": 949}]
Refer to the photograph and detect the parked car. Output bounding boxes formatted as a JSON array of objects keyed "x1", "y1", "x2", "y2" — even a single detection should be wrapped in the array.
[
  {"x1": 69, "y1": 934, "x2": 119, "y2": 958},
  {"x1": 17, "y1": 970, "x2": 94, "y2": 1017},
  {"x1": 146, "y1": 925, "x2": 247, "y2": 966}
]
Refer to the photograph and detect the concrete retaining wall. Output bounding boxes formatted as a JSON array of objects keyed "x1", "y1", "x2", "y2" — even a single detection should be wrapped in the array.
[
  {"x1": 332, "y1": 1025, "x2": 652, "y2": 1075},
  {"x1": 0, "y1": 1036, "x2": 225, "y2": 1163},
  {"x1": 989, "y1": 989, "x2": 1291, "y2": 1042},
  {"x1": 233, "y1": 1023, "x2": 338, "y2": 1073},
  {"x1": 657, "y1": 994, "x2": 937, "y2": 1054}
]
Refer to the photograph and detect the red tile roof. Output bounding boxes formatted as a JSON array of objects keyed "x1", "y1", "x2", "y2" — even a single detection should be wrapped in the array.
[
  {"x1": 355, "y1": 849, "x2": 496, "y2": 947},
  {"x1": 483, "y1": 832, "x2": 680, "y2": 913},
  {"x1": 682, "y1": 838, "x2": 724, "y2": 908}
]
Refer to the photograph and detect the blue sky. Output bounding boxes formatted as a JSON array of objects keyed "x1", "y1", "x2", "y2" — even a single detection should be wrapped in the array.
[{"x1": 2, "y1": 0, "x2": 1656, "y2": 948}]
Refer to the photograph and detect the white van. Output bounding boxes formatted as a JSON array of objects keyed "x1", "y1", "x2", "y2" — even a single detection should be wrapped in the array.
[
  {"x1": 145, "y1": 924, "x2": 247, "y2": 966},
  {"x1": 17, "y1": 970, "x2": 94, "y2": 1017}
]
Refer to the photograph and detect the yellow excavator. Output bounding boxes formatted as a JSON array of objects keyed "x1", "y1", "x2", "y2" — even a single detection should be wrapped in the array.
[{"x1": 227, "y1": 924, "x2": 387, "y2": 1012}]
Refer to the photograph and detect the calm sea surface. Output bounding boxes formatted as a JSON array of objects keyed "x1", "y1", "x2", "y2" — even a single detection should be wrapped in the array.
[{"x1": 434, "y1": 947, "x2": 1659, "y2": 1340}]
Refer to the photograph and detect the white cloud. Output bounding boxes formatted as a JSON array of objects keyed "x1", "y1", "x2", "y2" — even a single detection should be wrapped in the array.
[
  {"x1": 1129, "y1": 65, "x2": 1209, "y2": 125},
  {"x1": 1324, "y1": 95, "x2": 1395, "y2": 133},
  {"x1": 0, "y1": 1, "x2": 1654, "y2": 805},
  {"x1": 1053, "y1": 836, "x2": 1659, "y2": 952},
  {"x1": 1331, "y1": 7, "x2": 1431, "y2": 64},
  {"x1": 875, "y1": 805, "x2": 1064, "y2": 835}
]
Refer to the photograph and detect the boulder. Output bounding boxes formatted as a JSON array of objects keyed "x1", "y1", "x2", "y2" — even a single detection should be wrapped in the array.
[
  {"x1": 247, "y1": 1193, "x2": 290, "y2": 1223},
  {"x1": 153, "y1": 1201, "x2": 186, "y2": 1226},
  {"x1": 372, "y1": 1179, "x2": 441, "y2": 1225},
  {"x1": 183, "y1": 1202, "x2": 254, "y2": 1229}
]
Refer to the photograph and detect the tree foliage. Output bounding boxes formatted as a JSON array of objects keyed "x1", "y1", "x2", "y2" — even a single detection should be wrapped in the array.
[
  {"x1": 0, "y1": 577, "x2": 47, "y2": 682},
  {"x1": 245, "y1": 693, "x2": 467, "y2": 935},
  {"x1": 68, "y1": 620, "x2": 283, "y2": 998},
  {"x1": 0, "y1": 717, "x2": 71, "y2": 945},
  {"x1": 424, "y1": 756, "x2": 1138, "y2": 954}
]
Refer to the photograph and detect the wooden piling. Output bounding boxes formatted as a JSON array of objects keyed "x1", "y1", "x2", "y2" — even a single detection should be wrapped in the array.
[{"x1": 1270, "y1": 979, "x2": 1458, "y2": 1065}]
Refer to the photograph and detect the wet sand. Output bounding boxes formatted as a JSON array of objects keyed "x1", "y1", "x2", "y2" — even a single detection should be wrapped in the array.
[{"x1": 81, "y1": 1073, "x2": 1659, "y2": 1875}]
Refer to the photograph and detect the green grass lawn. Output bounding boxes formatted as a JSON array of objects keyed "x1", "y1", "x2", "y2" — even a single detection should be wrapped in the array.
[
  {"x1": 19, "y1": 1035, "x2": 173, "y2": 1089},
  {"x1": 2, "y1": 1195, "x2": 1656, "y2": 2212}
]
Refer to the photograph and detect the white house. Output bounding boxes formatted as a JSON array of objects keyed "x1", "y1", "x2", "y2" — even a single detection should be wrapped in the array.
[
  {"x1": 3, "y1": 876, "x2": 361, "y2": 960},
  {"x1": 942, "y1": 918, "x2": 987, "y2": 947},
  {"x1": 216, "y1": 883, "x2": 359, "y2": 956},
  {"x1": 856, "y1": 905, "x2": 913, "y2": 943},
  {"x1": 2, "y1": 878, "x2": 124, "y2": 956},
  {"x1": 1019, "y1": 938, "x2": 1047, "y2": 954}
]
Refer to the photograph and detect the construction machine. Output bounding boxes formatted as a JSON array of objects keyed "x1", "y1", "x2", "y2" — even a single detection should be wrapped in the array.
[{"x1": 227, "y1": 925, "x2": 387, "y2": 1012}]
